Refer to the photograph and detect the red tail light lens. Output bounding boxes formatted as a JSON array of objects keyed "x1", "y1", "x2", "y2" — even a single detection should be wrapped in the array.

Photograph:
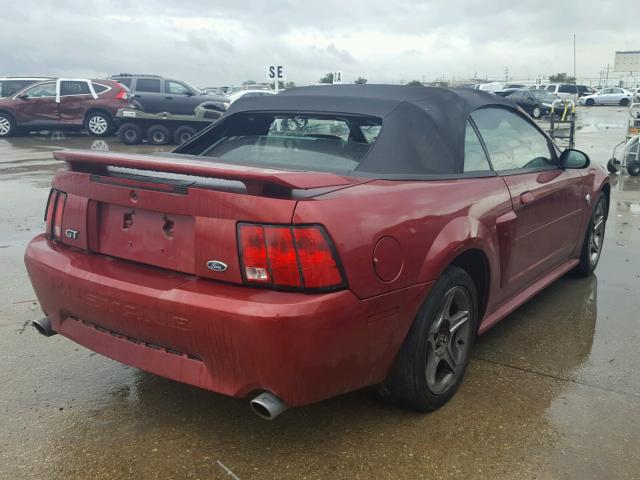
[
  {"x1": 44, "y1": 189, "x2": 66, "y2": 239},
  {"x1": 238, "y1": 224, "x2": 345, "y2": 291},
  {"x1": 115, "y1": 84, "x2": 129, "y2": 100}
]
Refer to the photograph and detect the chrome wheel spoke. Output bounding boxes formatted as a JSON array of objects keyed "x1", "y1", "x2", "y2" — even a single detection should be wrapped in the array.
[{"x1": 448, "y1": 310, "x2": 469, "y2": 333}]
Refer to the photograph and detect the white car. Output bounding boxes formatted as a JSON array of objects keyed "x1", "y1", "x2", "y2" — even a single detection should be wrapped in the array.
[
  {"x1": 224, "y1": 89, "x2": 276, "y2": 108},
  {"x1": 578, "y1": 87, "x2": 635, "y2": 106}
]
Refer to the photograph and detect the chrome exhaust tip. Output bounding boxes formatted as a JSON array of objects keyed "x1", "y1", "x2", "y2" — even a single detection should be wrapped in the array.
[
  {"x1": 32, "y1": 317, "x2": 57, "y2": 337},
  {"x1": 250, "y1": 392, "x2": 289, "y2": 420}
]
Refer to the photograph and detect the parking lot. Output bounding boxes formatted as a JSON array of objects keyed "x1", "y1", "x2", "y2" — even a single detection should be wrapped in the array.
[{"x1": 0, "y1": 106, "x2": 639, "y2": 479}]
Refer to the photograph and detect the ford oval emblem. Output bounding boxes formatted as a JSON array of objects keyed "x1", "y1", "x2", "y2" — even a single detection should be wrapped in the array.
[{"x1": 207, "y1": 260, "x2": 228, "y2": 272}]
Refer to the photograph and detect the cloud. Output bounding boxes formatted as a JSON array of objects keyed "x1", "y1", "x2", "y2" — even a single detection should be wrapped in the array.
[{"x1": 0, "y1": 0, "x2": 638, "y2": 86}]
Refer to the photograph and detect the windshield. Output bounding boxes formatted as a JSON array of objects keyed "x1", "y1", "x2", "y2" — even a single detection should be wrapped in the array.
[
  {"x1": 531, "y1": 90, "x2": 557, "y2": 101},
  {"x1": 199, "y1": 113, "x2": 382, "y2": 172}
]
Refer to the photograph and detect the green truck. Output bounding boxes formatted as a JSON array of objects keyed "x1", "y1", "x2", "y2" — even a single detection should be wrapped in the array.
[{"x1": 116, "y1": 105, "x2": 222, "y2": 145}]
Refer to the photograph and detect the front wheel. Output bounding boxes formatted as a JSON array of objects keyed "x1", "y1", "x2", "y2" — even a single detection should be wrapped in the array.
[
  {"x1": 574, "y1": 195, "x2": 607, "y2": 276},
  {"x1": 0, "y1": 112, "x2": 16, "y2": 137},
  {"x1": 85, "y1": 112, "x2": 112, "y2": 137},
  {"x1": 118, "y1": 122, "x2": 143, "y2": 145},
  {"x1": 606, "y1": 158, "x2": 619, "y2": 173},
  {"x1": 380, "y1": 266, "x2": 477, "y2": 411},
  {"x1": 620, "y1": 98, "x2": 630, "y2": 107},
  {"x1": 532, "y1": 106, "x2": 542, "y2": 119},
  {"x1": 585, "y1": 98, "x2": 595, "y2": 106}
]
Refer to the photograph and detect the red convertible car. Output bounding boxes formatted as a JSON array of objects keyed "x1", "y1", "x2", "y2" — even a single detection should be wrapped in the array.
[{"x1": 25, "y1": 86, "x2": 609, "y2": 419}]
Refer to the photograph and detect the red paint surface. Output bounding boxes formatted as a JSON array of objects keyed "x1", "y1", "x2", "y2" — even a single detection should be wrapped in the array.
[{"x1": 24, "y1": 151, "x2": 610, "y2": 405}]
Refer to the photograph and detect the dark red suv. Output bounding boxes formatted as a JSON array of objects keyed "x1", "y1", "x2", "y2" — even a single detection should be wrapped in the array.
[{"x1": 0, "y1": 79, "x2": 133, "y2": 137}]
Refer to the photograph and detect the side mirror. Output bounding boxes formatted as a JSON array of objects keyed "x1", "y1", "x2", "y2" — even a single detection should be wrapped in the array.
[
  {"x1": 17, "y1": 94, "x2": 29, "y2": 100},
  {"x1": 559, "y1": 149, "x2": 590, "y2": 169},
  {"x1": 185, "y1": 91, "x2": 194, "y2": 96}
]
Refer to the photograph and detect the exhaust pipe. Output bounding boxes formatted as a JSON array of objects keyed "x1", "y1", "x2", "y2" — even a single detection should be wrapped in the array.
[
  {"x1": 32, "y1": 317, "x2": 57, "y2": 337},
  {"x1": 250, "y1": 392, "x2": 289, "y2": 420}
]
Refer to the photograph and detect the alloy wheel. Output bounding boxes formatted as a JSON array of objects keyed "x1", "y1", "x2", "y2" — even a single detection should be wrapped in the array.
[
  {"x1": 0, "y1": 116, "x2": 11, "y2": 136},
  {"x1": 589, "y1": 200, "x2": 606, "y2": 266},
  {"x1": 533, "y1": 107, "x2": 542, "y2": 118},
  {"x1": 425, "y1": 286, "x2": 473, "y2": 395},
  {"x1": 88, "y1": 115, "x2": 108, "y2": 135}
]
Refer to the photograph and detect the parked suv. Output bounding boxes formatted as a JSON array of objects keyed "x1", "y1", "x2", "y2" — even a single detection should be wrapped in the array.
[
  {"x1": 545, "y1": 83, "x2": 595, "y2": 100},
  {"x1": 0, "y1": 79, "x2": 134, "y2": 137},
  {"x1": 109, "y1": 74, "x2": 226, "y2": 116}
]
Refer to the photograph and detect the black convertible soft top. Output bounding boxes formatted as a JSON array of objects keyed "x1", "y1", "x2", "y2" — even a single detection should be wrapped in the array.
[{"x1": 187, "y1": 85, "x2": 518, "y2": 176}]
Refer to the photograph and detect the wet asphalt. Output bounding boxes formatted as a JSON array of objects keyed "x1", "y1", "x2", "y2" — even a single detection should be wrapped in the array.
[{"x1": 0, "y1": 109, "x2": 639, "y2": 479}]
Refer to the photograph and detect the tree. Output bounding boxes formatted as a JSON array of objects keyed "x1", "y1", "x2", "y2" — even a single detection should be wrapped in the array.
[
  {"x1": 354, "y1": 76, "x2": 368, "y2": 85},
  {"x1": 548, "y1": 73, "x2": 576, "y2": 84},
  {"x1": 242, "y1": 80, "x2": 258, "y2": 85},
  {"x1": 406, "y1": 80, "x2": 423, "y2": 86},
  {"x1": 319, "y1": 72, "x2": 334, "y2": 84}
]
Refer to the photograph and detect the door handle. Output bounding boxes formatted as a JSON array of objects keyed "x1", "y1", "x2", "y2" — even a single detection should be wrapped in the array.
[{"x1": 520, "y1": 191, "x2": 535, "y2": 204}]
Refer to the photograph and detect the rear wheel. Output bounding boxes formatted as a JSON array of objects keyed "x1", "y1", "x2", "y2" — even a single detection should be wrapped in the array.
[
  {"x1": 606, "y1": 158, "x2": 619, "y2": 173},
  {"x1": 118, "y1": 122, "x2": 143, "y2": 145},
  {"x1": 0, "y1": 112, "x2": 16, "y2": 137},
  {"x1": 85, "y1": 111, "x2": 112, "y2": 137},
  {"x1": 379, "y1": 266, "x2": 477, "y2": 411},
  {"x1": 628, "y1": 160, "x2": 640, "y2": 176},
  {"x1": 147, "y1": 124, "x2": 171, "y2": 145},
  {"x1": 173, "y1": 125, "x2": 196, "y2": 145},
  {"x1": 574, "y1": 195, "x2": 607, "y2": 276},
  {"x1": 585, "y1": 98, "x2": 595, "y2": 106},
  {"x1": 620, "y1": 98, "x2": 630, "y2": 107}
]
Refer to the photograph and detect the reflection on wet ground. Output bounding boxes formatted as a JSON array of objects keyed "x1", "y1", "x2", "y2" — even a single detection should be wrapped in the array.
[{"x1": 1, "y1": 110, "x2": 639, "y2": 479}]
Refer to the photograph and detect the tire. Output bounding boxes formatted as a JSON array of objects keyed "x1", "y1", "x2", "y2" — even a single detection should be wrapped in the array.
[
  {"x1": 0, "y1": 112, "x2": 16, "y2": 137},
  {"x1": 585, "y1": 98, "x2": 595, "y2": 106},
  {"x1": 620, "y1": 98, "x2": 630, "y2": 107},
  {"x1": 173, "y1": 125, "x2": 196, "y2": 145},
  {"x1": 627, "y1": 160, "x2": 640, "y2": 176},
  {"x1": 118, "y1": 122, "x2": 143, "y2": 145},
  {"x1": 379, "y1": 266, "x2": 478, "y2": 412},
  {"x1": 85, "y1": 111, "x2": 112, "y2": 137},
  {"x1": 574, "y1": 195, "x2": 607, "y2": 276},
  {"x1": 146, "y1": 124, "x2": 171, "y2": 145},
  {"x1": 532, "y1": 106, "x2": 542, "y2": 119},
  {"x1": 606, "y1": 158, "x2": 618, "y2": 173}
]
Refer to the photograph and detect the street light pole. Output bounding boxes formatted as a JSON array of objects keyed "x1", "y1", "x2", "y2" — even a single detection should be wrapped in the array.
[{"x1": 573, "y1": 34, "x2": 576, "y2": 83}]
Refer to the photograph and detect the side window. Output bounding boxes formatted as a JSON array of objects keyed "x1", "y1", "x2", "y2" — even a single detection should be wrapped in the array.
[
  {"x1": 21, "y1": 82, "x2": 56, "y2": 98},
  {"x1": 92, "y1": 83, "x2": 109, "y2": 94},
  {"x1": 546, "y1": 85, "x2": 555, "y2": 92},
  {"x1": 60, "y1": 81, "x2": 91, "y2": 96},
  {"x1": 464, "y1": 121, "x2": 492, "y2": 172},
  {"x1": 136, "y1": 79, "x2": 161, "y2": 93},
  {"x1": 559, "y1": 84, "x2": 577, "y2": 94},
  {"x1": 600, "y1": 88, "x2": 612, "y2": 95},
  {"x1": 508, "y1": 91, "x2": 523, "y2": 100},
  {"x1": 166, "y1": 81, "x2": 190, "y2": 95},
  {"x1": 470, "y1": 108, "x2": 554, "y2": 172}
]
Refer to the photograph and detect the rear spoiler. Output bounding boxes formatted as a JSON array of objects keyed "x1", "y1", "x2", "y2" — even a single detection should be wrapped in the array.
[{"x1": 54, "y1": 150, "x2": 354, "y2": 193}]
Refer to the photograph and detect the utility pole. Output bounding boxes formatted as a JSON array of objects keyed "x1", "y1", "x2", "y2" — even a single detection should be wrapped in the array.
[
  {"x1": 505, "y1": 66, "x2": 509, "y2": 82},
  {"x1": 605, "y1": 64, "x2": 610, "y2": 86},
  {"x1": 573, "y1": 34, "x2": 576, "y2": 83}
]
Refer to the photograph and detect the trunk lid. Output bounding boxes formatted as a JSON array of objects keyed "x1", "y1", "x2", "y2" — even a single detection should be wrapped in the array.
[{"x1": 51, "y1": 150, "x2": 365, "y2": 285}]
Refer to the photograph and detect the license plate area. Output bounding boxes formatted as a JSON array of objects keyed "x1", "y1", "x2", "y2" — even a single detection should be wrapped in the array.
[{"x1": 98, "y1": 203, "x2": 195, "y2": 273}]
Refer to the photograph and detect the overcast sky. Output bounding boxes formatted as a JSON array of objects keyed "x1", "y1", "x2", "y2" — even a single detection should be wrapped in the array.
[{"x1": 1, "y1": 0, "x2": 637, "y2": 87}]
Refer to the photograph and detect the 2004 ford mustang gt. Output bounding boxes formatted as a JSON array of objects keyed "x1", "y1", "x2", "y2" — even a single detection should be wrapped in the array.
[{"x1": 25, "y1": 85, "x2": 609, "y2": 419}]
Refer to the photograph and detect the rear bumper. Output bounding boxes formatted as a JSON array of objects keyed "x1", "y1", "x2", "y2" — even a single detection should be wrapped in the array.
[{"x1": 25, "y1": 235, "x2": 429, "y2": 406}]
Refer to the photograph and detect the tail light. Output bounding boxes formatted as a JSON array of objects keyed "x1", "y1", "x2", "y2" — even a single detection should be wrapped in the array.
[
  {"x1": 115, "y1": 83, "x2": 129, "y2": 100},
  {"x1": 238, "y1": 223, "x2": 346, "y2": 291},
  {"x1": 44, "y1": 189, "x2": 67, "y2": 239}
]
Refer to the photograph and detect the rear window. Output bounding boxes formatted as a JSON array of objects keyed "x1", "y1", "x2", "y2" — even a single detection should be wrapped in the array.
[
  {"x1": 92, "y1": 83, "x2": 110, "y2": 94},
  {"x1": 136, "y1": 78, "x2": 161, "y2": 93},
  {"x1": 198, "y1": 113, "x2": 381, "y2": 172}
]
